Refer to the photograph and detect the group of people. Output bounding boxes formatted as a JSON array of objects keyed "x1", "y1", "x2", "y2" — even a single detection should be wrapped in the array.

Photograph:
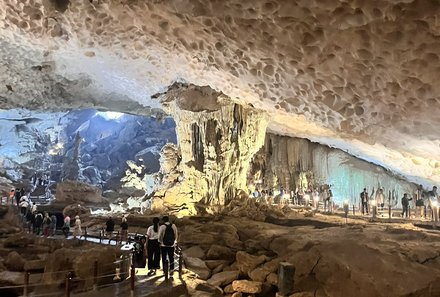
[
  {"x1": 359, "y1": 185, "x2": 440, "y2": 222},
  {"x1": 123, "y1": 216, "x2": 178, "y2": 279},
  {"x1": 105, "y1": 215, "x2": 129, "y2": 242},
  {"x1": 251, "y1": 184, "x2": 334, "y2": 211}
]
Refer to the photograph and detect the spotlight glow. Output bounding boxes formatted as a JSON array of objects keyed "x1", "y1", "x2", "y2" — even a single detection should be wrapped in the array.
[{"x1": 97, "y1": 111, "x2": 124, "y2": 120}]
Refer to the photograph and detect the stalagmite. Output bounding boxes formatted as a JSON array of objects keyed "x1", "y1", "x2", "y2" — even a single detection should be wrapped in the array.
[{"x1": 154, "y1": 84, "x2": 268, "y2": 215}]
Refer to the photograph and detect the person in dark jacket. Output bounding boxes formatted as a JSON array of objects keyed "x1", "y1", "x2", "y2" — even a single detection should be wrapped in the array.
[
  {"x1": 105, "y1": 216, "x2": 115, "y2": 240},
  {"x1": 34, "y1": 212, "x2": 43, "y2": 235},
  {"x1": 402, "y1": 193, "x2": 412, "y2": 218}
]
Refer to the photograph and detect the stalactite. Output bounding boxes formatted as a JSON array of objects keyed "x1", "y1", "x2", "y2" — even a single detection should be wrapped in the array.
[
  {"x1": 249, "y1": 133, "x2": 416, "y2": 205},
  {"x1": 154, "y1": 84, "x2": 268, "y2": 215}
]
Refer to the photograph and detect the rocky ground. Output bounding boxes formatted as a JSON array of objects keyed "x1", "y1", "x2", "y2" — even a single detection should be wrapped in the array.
[{"x1": 1, "y1": 202, "x2": 440, "y2": 297}]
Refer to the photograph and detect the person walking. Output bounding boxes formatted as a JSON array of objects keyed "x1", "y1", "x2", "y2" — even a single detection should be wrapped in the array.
[
  {"x1": 401, "y1": 193, "x2": 412, "y2": 218},
  {"x1": 73, "y1": 216, "x2": 82, "y2": 239},
  {"x1": 19, "y1": 194, "x2": 29, "y2": 217},
  {"x1": 120, "y1": 215, "x2": 128, "y2": 243},
  {"x1": 62, "y1": 215, "x2": 71, "y2": 238},
  {"x1": 50, "y1": 213, "x2": 57, "y2": 236},
  {"x1": 146, "y1": 217, "x2": 161, "y2": 276},
  {"x1": 105, "y1": 216, "x2": 115, "y2": 240},
  {"x1": 42, "y1": 212, "x2": 51, "y2": 236},
  {"x1": 34, "y1": 212, "x2": 43, "y2": 235},
  {"x1": 158, "y1": 216, "x2": 178, "y2": 280},
  {"x1": 360, "y1": 188, "x2": 369, "y2": 215}
]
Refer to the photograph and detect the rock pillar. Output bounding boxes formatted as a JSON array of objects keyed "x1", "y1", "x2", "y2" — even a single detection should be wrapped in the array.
[{"x1": 157, "y1": 84, "x2": 268, "y2": 214}]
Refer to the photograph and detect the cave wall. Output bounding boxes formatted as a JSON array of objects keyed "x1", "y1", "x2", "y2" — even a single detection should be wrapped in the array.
[
  {"x1": 157, "y1": 84, "x2": 268, "y2": 213},
  {"x1": 251, "y1": 134, "x2": 416, "y2": 206}
]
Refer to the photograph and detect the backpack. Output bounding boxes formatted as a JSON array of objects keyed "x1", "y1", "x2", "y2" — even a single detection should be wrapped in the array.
[{"x1": 162, "y1": 224, "x2": 175, "y2": 246}]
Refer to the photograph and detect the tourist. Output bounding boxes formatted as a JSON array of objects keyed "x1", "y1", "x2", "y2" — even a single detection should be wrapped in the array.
[
  {"x1": 19, "y1": 194, "x2": 29, "y2": 217},
  {"x1": 428, "y1": 186, "x2": 439, "y2": 223},
  {"x1": 146, "y1": 217, "x2": 161, "y2": 276},
  {"x1": 14, "y1": 188, "x2": 21, "y2": 207},
  {"x1": 414, "y1": 184, "x2": 425, "y2": 219},
  {"x1": 73, "y1": 215, "x2": 82, "y2": 239},
  {"x1": 360, "y1": 188, "x2": 369, "y2": 215},
  {"x1": 50, "y1": 213, "x2": 57, "y2": 236},
  {"x1": 62, "y1": 215, "x2": 71, "y2": 238},
  {"x1": 105, "y1": 216, "x2": 115, "y2": 239},
  {"x1": 158, "y1": 216, "x2": 178, "y2": 279},
  {"x1": 34, "y1": 212, "x2": 43, "y2": 235},
  {"x1": 25, "y1": 210, "x2": 34, "y2": 233},
  {"x1": 8, "y1": 189, "x2": 15, "y2": 205},
  {"x1": 375, "y1": 188, "x2": 385, "y2": 211},
  {"x1": 120, "y1": 215, "x2": 128, "y2": 243},
  {"x1": 42, "y1": 212, "x2": 51, "y2": 236},
  {"x1": 401, "y1": 193, "x2": 412, "y2": 218}
]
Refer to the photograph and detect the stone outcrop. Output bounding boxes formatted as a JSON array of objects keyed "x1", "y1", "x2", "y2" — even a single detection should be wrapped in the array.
[
  {"x1": 153, "y1": 84, "x2": 268, "y2": 215},
  {"x1": 56, "y1": 180, "x2": 104, "y2": 204}
]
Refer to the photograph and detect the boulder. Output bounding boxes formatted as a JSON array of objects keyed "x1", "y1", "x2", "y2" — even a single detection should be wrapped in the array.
[
  {"x1": 4, "y1": 251, "x2": 25, "y2": 271},
  {"x1": 207, "y1": 270, "x2": 239, "y2": 287},
  {"x1": 24, "y1": 259, "x2": 46, "y2": 271},
  {"x1": 185, "y1": 257, "x2": 211, "y2": 280},
  {"x1": 3, "y1": 233, "x2": 35, "y2": 248},
  {"x1": 195, "y1": 282, "x2": 223, "y2": 296},
  {"x1": 266, "y1": 273, "x2": 278, "y2": 286},
  {"x1": 207, "y1": 245, "x2": 235, "y2": 260},
  {"x1": 56, "y1": 180, "x2": 103, "y2": 204},
  {"x1": 224, "y1": 284, "x2": 234, "y2": 294},
  {"x1": 63, "y1": 204, "x2": 90, "y2": 218},
  {"x1": 205, "y1": 260, "x2": 230, "y2": 270},
  {"x1": 249, "y1": 267, "x2": 270, "y2": 282},
  {"x1": 183, "y1": 246, "x2": 206, "y2": 259},
  {"x1": 236, "y1": 251, "x2": 268, "y2": 275},
  {"x1": 232, "y1": 280, "x2": 263, "y2": 294}
]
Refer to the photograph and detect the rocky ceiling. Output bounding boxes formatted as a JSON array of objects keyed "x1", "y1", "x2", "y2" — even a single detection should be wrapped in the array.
[{"x1": 1, "y1": 0, "x2": 440, "y2": 185}]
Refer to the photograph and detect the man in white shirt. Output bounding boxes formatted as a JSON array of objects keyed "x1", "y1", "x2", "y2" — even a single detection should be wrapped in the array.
[{"x1": 158, "y1": 216, "x2": 178, "y2": 279}]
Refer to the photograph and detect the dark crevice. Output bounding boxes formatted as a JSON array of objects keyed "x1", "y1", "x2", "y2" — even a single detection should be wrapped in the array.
[{"x1": 191, "y1": 123, "x2": 204, "y2": 172}]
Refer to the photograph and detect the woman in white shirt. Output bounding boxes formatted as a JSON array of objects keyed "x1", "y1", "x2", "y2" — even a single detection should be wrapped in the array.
[{"x1": 146, "y1": 217, "x2": 161, "y2": 276}]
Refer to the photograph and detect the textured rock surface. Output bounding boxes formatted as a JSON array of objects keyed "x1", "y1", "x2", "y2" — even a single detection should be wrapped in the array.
[
  {"x1": 250, "y1": 134, "x2": 416, "y2": 204},
  {"x1": 154, "y1": 84, "x2": 268, "y2": 214},
  {"x1": 56, "y1": 180, "x2": 103, "y2": 204},
  {"x1": 1, "y1": 0, "x2": 440, "y2": 185}
]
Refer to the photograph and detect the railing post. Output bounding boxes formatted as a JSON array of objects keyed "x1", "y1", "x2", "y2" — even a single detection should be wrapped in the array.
[
  {"x1": 93, "y1": 260, "x2": 98, "y2": 290},
  {"x1": 388, "y1": 204, "x2": 392, "y2": 219},
  {"x1": 99, "y1": 229, "x2": 102, "y2": 244},
  {"x1": 178, "y1": 247, "x2": 183, "y2": 277},
  {"x1": 130, "y1": 264, "x2": 135, "y2": 292},
  {"x1": 352, "y1": 205, "x2": 355, "y2": 216},
  {"x1": 65, "y1": 272, "x2": 72, "y2": 297},
  {"x1": 277, "y1": 262, "x2": 295, "y2": 296},
  {"x1": 23, "y1": 272, "x2": 30, "y2": 296},
  {"x1": 117, "y1": 231, "x2": 120, "y2": 245},
  {"x1": 164, "y1": 259, "x2": 169, "y2": 281},
  {"x1": 84, "y1": 227, "x2": 87, "y2": 241}
]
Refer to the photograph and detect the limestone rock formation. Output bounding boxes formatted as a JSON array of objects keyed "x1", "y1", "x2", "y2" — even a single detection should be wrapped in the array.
[
  {"x1": 153, "y1": 84, "x2": 268, "y2": 215},
  {"x1": 56, "y1": 180, "x2": 104, "y2": 204},
  {"x1": 250, "y1": 134, "x2": 416, "y2": 205},
  {"x1": 1, "y1": 0, "x2": 440, "y2": 187}
]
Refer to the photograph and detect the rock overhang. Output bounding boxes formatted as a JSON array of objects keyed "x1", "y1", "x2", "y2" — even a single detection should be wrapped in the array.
[{"x1": 1, "y1": 0, "x2": 439, "y2": 185}]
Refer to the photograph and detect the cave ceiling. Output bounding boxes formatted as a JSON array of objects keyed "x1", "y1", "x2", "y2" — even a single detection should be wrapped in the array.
[{"x1": 1, "y1": 0, "x2": 440, "y2": 185}]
